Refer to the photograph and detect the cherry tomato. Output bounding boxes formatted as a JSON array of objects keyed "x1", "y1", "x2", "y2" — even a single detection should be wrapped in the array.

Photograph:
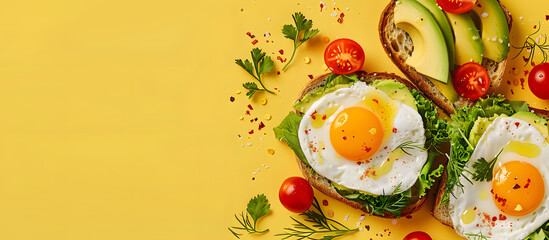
[
  {"x1": 324, "y1": 38, "x2": 365, "y2": 75},
  {"x1": 279, "y1": 176, "x2": 314, "y2": 213},
  {"x1": 453, "y1": 62, "x2": 490, "y2": 100},
  {"x1": 528, "y1": 63, "x2": 549, "y2": 99},
  {"x1": 435, "y1": 0, "x2": 476, "y2": 14},
  {"x1": 403, "y1": 231, "x2": 432, "y2": 240}
]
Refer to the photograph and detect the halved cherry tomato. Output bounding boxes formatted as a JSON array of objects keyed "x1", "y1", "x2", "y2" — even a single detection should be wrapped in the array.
[
  {"x1": 528, "y1": 63, "x2": 549, "y2": 99},
  {"x1": 453, "y1": 62, "x2": 490, "y2": 100},
  {"x1": 403, "y1": 231, "x2": 432, "y2": 240},
  {"x1": 324, "y1": 38, "x2": 365, "y2": 75},
  {"x1": 279, "y1": 176, "x2": 314, "y2": 213},
  {"x1": 435, "y1": 0, "x2": 477, "y2": 14}
]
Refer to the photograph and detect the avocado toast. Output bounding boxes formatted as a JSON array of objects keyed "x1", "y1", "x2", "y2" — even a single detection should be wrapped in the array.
[
  {"x1": 274, "y1": 71, "x2": 448, "y2": 218},
  {"x1": 379, "y1": 0, "x2": 512, "y2": 114}
]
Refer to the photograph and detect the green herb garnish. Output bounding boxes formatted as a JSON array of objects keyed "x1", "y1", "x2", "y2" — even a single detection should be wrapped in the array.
[
  {"x1": 465, "y1": 231, "x2": 491, "y2": 240},
  {"x1": 276, "y1": 197, "x2": 358, "y2": 240},
  {"x1": 282, "y1": 12, "x2": 319, "y2": 71},
  {"x1": 512, "y1": 22, "x2": 549, "y2": 66},
  {"x1": 228, "y1": 194, "x2": 271, "y2": 238},
  {"x1": 471, "y1": 148, "x2": 504, "y2": 182},
  {"x1": 235, "y1": 48, "x2": 275, "y2": 98},
  {"x1": 393, "y1": 141, "x2": 427, "y2": 156}
]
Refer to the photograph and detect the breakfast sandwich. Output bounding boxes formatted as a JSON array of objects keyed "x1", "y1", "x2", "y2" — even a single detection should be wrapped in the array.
[
  {"x1": 433, "y1": 96, "x2": 549, "y2": 239},
  {"x1": 274, "y1": 71, "x2": 448, "y2": 218}
]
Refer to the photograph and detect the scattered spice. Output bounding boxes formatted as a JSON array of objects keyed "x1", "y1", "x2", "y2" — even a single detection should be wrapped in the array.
[
  {"x1": 246, "y1": 32, "x2": 255, "y2": 38},
  {"x1": 252, "y1": 39, "x2": 259, "y2": 45},
  {"x1": 337, "y1": 12, "x2": 345, "y2": 24},
  {"x1": 267, "y1": 149, "x2": 275, "y2": 155},
  {"x1": 258, "y1": 122, "x2": 265, "y2": 130},
  {"x1": 230, "y1": 96, "x2": 235, "y2": 102},
  {"x1": 264, "y1": 114, "x2": 272, "y2": 120},
  {"x1": 260, "y1": 98, "x2": 268, "y2": 105},
  {"x1": 322, "y1": 199, "x2": 329, "y2": 206},
  {"x1": 248, "y1": 104, "x2": 254, "y2": 110},
  {"x1": 308, "y1": 74, "x2": 314, "y2": 79},
  {"x1": 304, "y1": 57, "x2": 311, "y2": 64}
]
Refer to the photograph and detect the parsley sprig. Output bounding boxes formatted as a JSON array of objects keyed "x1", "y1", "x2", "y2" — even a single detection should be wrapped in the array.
[
  {"x1": 472, "y1": 148, "x2": 504, "y2": 182},
  {"x1": 512, "y1": 22, "x2": 549, "y2": 66},
  {"x1": 276, "y1": 197, "x2": 358, "y2": 239},
  {"x1": 282, "y1": 12, "x2": 319, "y2": 71},
  {"x1": 235, "y1": 48, "x2": 275, "y2": 98},
  {"x1": 228, "y1": 194, "x2": 271, "y2": 238}
]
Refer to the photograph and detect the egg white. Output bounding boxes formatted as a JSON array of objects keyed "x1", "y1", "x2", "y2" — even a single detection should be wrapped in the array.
[
  {"x1": 298, "y1": 82, "x2": 427, "y2": 195},
  {"x1": 450, "y1": 117, "x2": 549, "y2": 239}
]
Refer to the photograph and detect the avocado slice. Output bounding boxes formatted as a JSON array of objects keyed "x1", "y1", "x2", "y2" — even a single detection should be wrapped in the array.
[
  {"x1": 394, "y1": 0, "x2": 450, "y2": 83},
  {"x1": 371, "y1": 80, "x2": 418, "y2": 111},
  {"x1": 470, "y1": 0, "x2": 510, "y2": 62},
  {"x1": 415, "y1": 0, "x2": 455, "y2": 70},
  {"x1": 511, "y1": 111, "x2": 549, "y2": 137},
  {"x1": 445, "y1": 12, "x2": 484, "y2": 66}
]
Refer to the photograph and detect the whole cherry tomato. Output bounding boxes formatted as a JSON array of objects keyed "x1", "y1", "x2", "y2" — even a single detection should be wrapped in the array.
[
  {"x1": 453, "y1": 62, "x2": 490, "y2": 100},
  {"x1": 528, "y1": 63, "x2": 549, "y2": 99},
  {"x1": 403, "y1": 231, "x2": 433, "y2": 240},
  {"x1": 435, "y1": 0, "x2": 476, "y2": 14},
  {"x1": 279, "y1": 176, "x2": 314, "y2": 213},
  {"x1": 324, "y1": 38, "x2": 365, "y2": 75}
]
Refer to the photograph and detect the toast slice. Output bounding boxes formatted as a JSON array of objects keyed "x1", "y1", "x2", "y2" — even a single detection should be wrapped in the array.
[
  {"x1": 292, "y1": 71, "x2": 436, "y2": 218},
  {"x1": 379, "y1": 0, "x2": 512, "y2": 115},
  {"x1": 432, "y1": 105, "x2": 549, "y2": 227}
]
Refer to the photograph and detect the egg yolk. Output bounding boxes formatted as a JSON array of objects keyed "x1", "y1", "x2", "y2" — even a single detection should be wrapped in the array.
[
  {"x1": 491, "y1": 161, "x2": 545, "y2": 216},
  {"x1": 330, "y1": 107, "x2": 383, "y2": 161}
]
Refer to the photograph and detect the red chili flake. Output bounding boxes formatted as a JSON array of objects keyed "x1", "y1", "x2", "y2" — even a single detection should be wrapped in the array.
[
  {"x1": 343, "y1": 136, "x2": 347, "y2": 140},
  {"x1": 250, "y1": 119, "x2": 255, "y2": 123},
  {"x1": 247, "y1": 104, "x2": 254, "y2": 110},
  {"x1": 277, "y1": 71, "x2": 281, "y2": 75},
  {"x1": 477, "y1": 3, "x2": 482, "y2": 7},
  {"x1": 246, "y1": 110, "x2": 250, "y2": 115},
  {"x1": 372, "y1": 99, "x2": 379, "y2": 104},
  {"x1": 365, "y1": 225, "x2": 370, "y2": 231},
  {"x1": 249, "y1": 130, "x2": 254, "y2": 134},
  {"x1": 534, "y1": 25, "x2": 538, "y2": 29},
  {"x1": 523, "y1": 56, "x2": 529, "y2": 63},
  {"x1": 520, "y1": 78, "x2": 526, "y2": 89},
  {"x1": 515, "y1": 122, "x2": 520, "y2": 128},
  {"x1": 276, "y1": 56, "x2": 286, "y2": 63},
  {"x1": 525, "y1": 70, "x2": 529, "y2": 76},
  {"x1": 320, "y1": 2, "x2": 325, "y2": 11},
  {"x1": 308, "y1": 74, "x2": 314, "y2": 79},
  {"x1": 363, "y1": 146, "x2": 372, "y2": 152},
  {"x1": 322, "y1": 199, "x2": 329, "y2": 206},
  {"x1": 337, "y1": 13, "x2": 345, "y2": 24},
  {"x1": 492, "y1": 216, "x2": 497, "y2": 222},
  {"x1": 304, "y1": 129, "x2": 309, "y2": 134},
  {"x1": 513, "y1": 184, "x2": 521, "y2": 189},
  {"x1": 246, "y1": 32, "x2": 255, "y2": 38},
  {"x1": 499, "y1": 214, "x2": 507, "y2": 220},
  {"x1": 230, "y1": 96, "x2": 235, "y2": 102},
  {"x1": 258, "y1": 122, "x2": 265, "y2": 130},
  {"x1": 392, "y1": 128, "x2": 397, "y2": 133},
  {"x1": 356, "y1": 161, "x2": 363, "y2": 165},
  {"x1": 532, "y1": 61, "x2": 536, "y2": 66},
  {"x1": 525, "y1": 179, "x2": 531, "y2": 188},
  {"x1": 251, "y1": 39, "x2": 259, "y2": 45},
  {"x1": 311, "y1": 110, "x2": 318, "y2": 120},
  {"x1": 279, "y1": 49, "x2": 284, "y2": 55},
  {"x1": 546, "y1": 15, "x2": 549, "y2": 21},
  {"x1": 511, "y1": 89, "x2": 515, "y2": 95},
  {"x1": 322, "y1": 115, "x2": 327, "y2": 120}
]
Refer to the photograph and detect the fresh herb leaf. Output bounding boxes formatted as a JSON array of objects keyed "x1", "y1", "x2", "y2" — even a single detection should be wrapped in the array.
[
  {"x1": 235, "y1": 48, "x2": 275, "y2": 98},
  {"x1": 228, "y1": 194, "x2": 271, "y2": 238},
  {"x1": 282, "y1": 12, "x2": 319, "y2": 71},
  {"x1": 465, "y1": 231, "x2": 491, "y2": 240},
  {"x1": 273, "y1": 112, "x2": 308, "y2": 165},
  {"x1": 472, "y1": 149, "x2": 504, "y2": 182},
  {"x1": 247, "y1": 194, "x2": 270, "y2": 223},
  {"x1": 418, "y1": 151, "x2": 444, "y2": 198},
  {"x1": 512, "y1": 22, "x2": 549, "y2": 66},
  {"x1": 392, "y1": 141, "x2": 426, "y2": 156},
  {"x1": 527, "y1": 220, "x2": 549, "y2": 240},
  {"x1": 276, "y1": 198, "x2": 358, "y2": 239},
  {"x1": 335, "y1": 183, "x2": 410, "y2": 217},
  {"x1": 412, "y1": 89, "x2": 450, "y2": 151}
]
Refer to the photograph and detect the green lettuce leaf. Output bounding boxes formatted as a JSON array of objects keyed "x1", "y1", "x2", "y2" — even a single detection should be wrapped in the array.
[{"x1": 273, "y1": 112, "x2": 308, "y2": 165}]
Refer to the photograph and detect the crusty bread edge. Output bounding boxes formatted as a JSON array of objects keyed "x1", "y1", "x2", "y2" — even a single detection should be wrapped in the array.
[
  {"x1": 378, "y1": 0, "x2": 513, "y2": 115},
  {"x1": 293, "y1": 71, "x2": 430, "y2": 218}
]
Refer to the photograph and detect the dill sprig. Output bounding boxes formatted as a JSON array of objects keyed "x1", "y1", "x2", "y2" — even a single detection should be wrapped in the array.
[
  {"x1": 465, "y1": 231, "x2": 491, "y2": 240},
  {"x1": 276, "y1": 197, "x2": 358, "y2": 240},
  {"x1": 393, "y1": 141, "x2": 427, "y2": 156},
  {"x1": 512, "y1": 23, "x2": 549, "y2": 66}
]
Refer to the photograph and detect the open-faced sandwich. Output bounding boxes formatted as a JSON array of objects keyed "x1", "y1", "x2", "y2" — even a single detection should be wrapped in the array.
[
  {"x1": 379, "y1": 0, "x2": 512, "y2": 114},
  {"x1": 274, "y1": 54, "x2": 449, "y2": 217},
  {"x1": 433, "y1": 96, "x2": 549, "y2": 239}
]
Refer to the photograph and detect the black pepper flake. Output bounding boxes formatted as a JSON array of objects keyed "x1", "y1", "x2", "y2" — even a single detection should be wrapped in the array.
[
  {"x1": 513, "y1": 184, "x2": 521, "y2": 189},
  {"x1": 230, "y1": 96, "x2": 235, "y2": 102},
  {"x1": 365, "y1": 225, "x2": 370, "y2": 231}
]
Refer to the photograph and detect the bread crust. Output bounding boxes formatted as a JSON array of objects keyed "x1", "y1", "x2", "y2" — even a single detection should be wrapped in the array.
[
  {"x1": 293, "y1": 71, "x2": 430, "y2": 218},
  {"x1": 379, "y1": 0, "x2": 513, "y2": 115}
]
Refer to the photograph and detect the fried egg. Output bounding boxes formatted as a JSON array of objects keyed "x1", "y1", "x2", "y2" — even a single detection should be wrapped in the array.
[
  {"x1": 298, "y1": 82, "x2": 427, "y2": 195},
  {"x1": 450, "y1": 117, "x2": 549, "y2": 239}
]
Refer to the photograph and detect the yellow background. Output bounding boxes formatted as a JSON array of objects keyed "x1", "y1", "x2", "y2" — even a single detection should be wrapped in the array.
[{"x1": 0, "y1": 0, "x2": 547, "y2": 239}]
